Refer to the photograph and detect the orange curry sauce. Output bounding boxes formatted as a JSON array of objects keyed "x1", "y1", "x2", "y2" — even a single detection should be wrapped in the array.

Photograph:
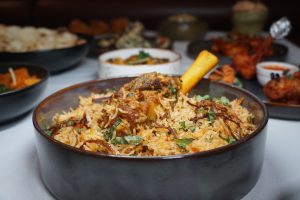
[{"x1": 263, "y1": 65, "x2": 289, "y2": 71}]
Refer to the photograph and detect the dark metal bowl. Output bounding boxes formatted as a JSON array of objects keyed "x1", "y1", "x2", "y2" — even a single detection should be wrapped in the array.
[
  {"x1": 0, "y1": 63, "x2": 49, "y2": 124},
  {"x1": 33, "y1": 78, "x2": 268, "y2": 200},
  {"x1": 0, "y1": 35, "x2": 92, "y2": 74}
]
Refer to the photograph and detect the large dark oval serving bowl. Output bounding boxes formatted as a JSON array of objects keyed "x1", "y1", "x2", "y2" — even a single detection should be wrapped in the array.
[
  {"x1": 33, "y1": 78, "x2": 268, "y2": 200},
  {"x1": 0, "y1": 35, "x2": 92, "y2": 74},
  {"x1": 0, "y1": 63, "x2": 49, "y2": 124}
]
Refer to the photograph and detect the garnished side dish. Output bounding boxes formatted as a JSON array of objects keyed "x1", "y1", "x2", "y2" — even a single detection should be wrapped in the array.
[
  {"x1": 106, "y1": 51, "x2": 169, "y2": 65},
  {"x1": 264, "y1": 71, "x2": 300, "y2": 105},
  {"x1": 46, "y1": 73, "x2": 256, "y2": 156},
  {"x1": 0, "y1": 67, "x2": 41, "y2": 94},
  {"x1": 98, "y1": 21, "x2": 171, "y2": 50}
]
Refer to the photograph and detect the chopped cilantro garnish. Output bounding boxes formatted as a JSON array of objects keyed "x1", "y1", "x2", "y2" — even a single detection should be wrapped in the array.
[
  {"x1": 196, "y1": 94, "x2": 210, "y2": 101},
  {"x1": 247, "y1": 116, "x2": 254, "y2": 123},
  {"x1": 179, "y1": 121, "x2": 196, "y2": 132},
  {"x1": 43, "y1": 127, "x2": 52, "y2": 136},
  {"x1": 104, "y1": 118, "x2": 122, "y2": 141},
  {"x1": 124, "y1": 135, "x2": 143, "y2": 145},
  {"x1": 179, "y1": 121, "x2": 187, "y2": 130},
  {"x1": 111, "y1": 137, "x2": 126, "y2": 145},
  {"x1": 176, "y1": 138, "x2": 194, "y2": 149},
  {"x1": 137, "y1": 51, "x2": 150, "y2": 60},
  {"x1": 208, "y1": 110, "x2": 215, "y2": 122},
  {"x1": 234, "y1": 77, "x2": 243, "y2": 88},
  {"x1": 219, "y1": 134, "x2": 235, "y2": 144},
  {"x1": 168, "y1": 85, "x2": 177, "y2": 95},
  {"x1": 66, "y1": 120, "x2": 75, "y2": 126},
  {"x1": 111, "y1": 135, "x2": 143, "y2": 145},
  {"x1": 215, "y1": 96, "x2": 230, "y2": 106},
  {"x1": 0, "y1": 84, "x2": 11, "y2": 94},
  {"x1": 198, "y1": 107, "x2": 205, "y2": 114},
  {"x1": 189, "y1": 126, "x2": 196, "y2": 132}
]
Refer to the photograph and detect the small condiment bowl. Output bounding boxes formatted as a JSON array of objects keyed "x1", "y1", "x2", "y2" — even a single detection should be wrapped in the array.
[
  {"x1": 256, "y1": 61, "x2": 299, "y2": 86},
  {"x1": 98, "y1": 48, "x2": 181, "y2": 79}
]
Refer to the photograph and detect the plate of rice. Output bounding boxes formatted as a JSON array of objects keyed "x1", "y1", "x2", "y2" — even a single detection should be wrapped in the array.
[{"x1": 45, "y1": 73, "x2": 256, "y2": 156}]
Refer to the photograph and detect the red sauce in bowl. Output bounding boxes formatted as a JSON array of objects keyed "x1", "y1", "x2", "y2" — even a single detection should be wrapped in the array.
[{"x1": 263, "y1": 65, "x2": 289, "y2": 71}]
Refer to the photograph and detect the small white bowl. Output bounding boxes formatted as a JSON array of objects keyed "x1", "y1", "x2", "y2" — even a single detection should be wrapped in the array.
[
  {"x1": 256, "y1": 61, "x2": 299, "y2": 86},
  {"x1": 98, "y1": 48, "x2": 181, "y2": 79}
]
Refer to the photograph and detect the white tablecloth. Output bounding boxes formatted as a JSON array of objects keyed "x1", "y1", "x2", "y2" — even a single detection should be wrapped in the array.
[{"x1": 1, "y1": 34, "x2": 300, "y2": 200}]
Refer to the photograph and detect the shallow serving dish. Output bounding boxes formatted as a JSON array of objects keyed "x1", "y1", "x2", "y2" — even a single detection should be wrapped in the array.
[
  {"x1": 33, "y1": 77, "x2": 268, "y2": 200},
  {"x1": 0, "y1": 35, "x2": 92, "y2": 74},
  {"x1": 98, "y1": 48, "x2": 181, "y2": 78},
  {"x1": 0, "y1": 63, "x2": 49, "y2": 124}
]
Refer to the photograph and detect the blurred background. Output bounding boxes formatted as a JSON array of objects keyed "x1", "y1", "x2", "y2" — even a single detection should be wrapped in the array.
[{"x1": 0, "y1": 0, "x2": 299, "y2": 45}]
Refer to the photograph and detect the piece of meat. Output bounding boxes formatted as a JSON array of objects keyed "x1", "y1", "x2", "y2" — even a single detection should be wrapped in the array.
[
  {"x1": 80, "y1": 139, "x2": 116, "y2": 154},
  {"x1": 209, "y1": 65, "x2": 236, "y2": 84},
  {"x1": 263, "y1": 72, "x2": 300, "y2": 104},
  {"x1": 212, "y1": 34, "x2": 274, "y2": 80},
  {"x1": 121, "y1": 72, "x2": 181, "y2": 93},
  {"x1": 97, "y1": 73, "x2": 182, "y2": 137},
  {"x1": 69, "y1": 19, "x2": 93, "y2": 35},
  {"x1": 232, "y1": 51, "x2": 258, "y2": 80}
]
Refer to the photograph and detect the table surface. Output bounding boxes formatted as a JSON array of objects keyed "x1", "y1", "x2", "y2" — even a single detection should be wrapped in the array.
[{"x1": 1, "y1": 33, "x2": 300, "y2": 200}]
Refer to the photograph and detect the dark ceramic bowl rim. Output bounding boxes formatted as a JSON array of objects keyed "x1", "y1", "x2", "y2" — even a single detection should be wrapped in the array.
[
  {"x1": 0, "y1": 64, "x2": 49, "y2": 97},
  {"x1": 33, "y1": 77, "x2": 268, "y2": 160}
]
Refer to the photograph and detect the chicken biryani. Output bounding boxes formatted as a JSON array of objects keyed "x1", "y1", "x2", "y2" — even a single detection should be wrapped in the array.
[{"x1": 47, "y1": 73, "x2": 256, "y2": 156}]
